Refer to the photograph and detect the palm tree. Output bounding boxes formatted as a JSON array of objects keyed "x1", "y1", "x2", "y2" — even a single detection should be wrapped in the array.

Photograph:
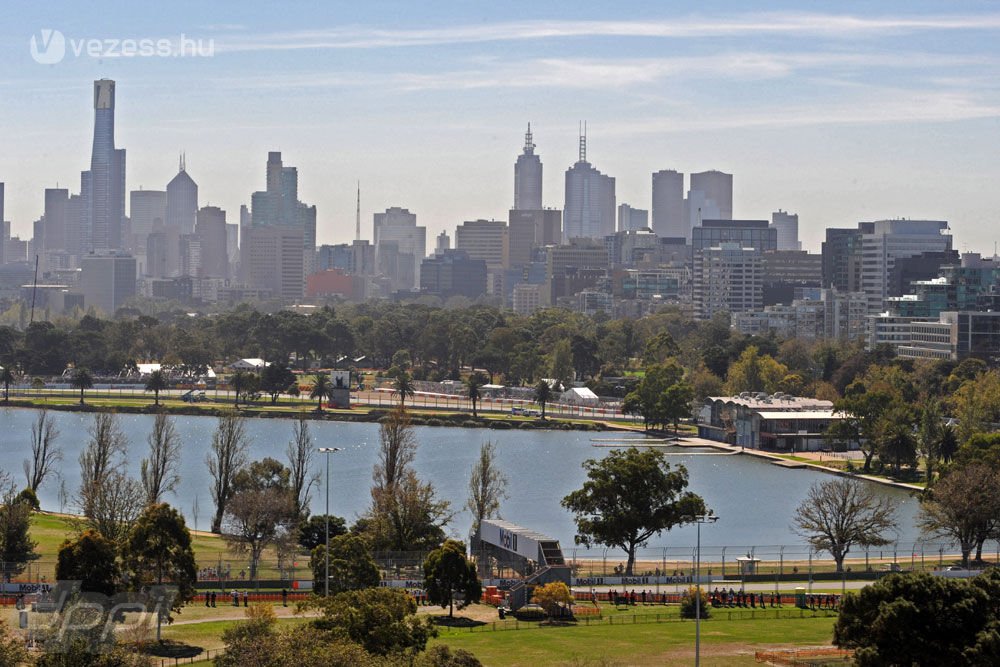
[
  {"x1": 310, "y1": 374, "x2": 332, "y2": 412},
  {"x1": 144, "y1": 369, "x2": 169, "y2": 406},
  {"x1": 534, "y1": 379, "x2": 552, "y2": 420},
  {"x1": 70, "y1": 368, "x2": 94, "y2": 405},
  {"x1": 0, "y1": 366, "x2": 14, "y2": 402},
  {"x1": 393, "y1": 371, "x2": 415, "y2": 409},
  {"x1": 466, "y1": 373, "x2": 483, "y2": 418}
]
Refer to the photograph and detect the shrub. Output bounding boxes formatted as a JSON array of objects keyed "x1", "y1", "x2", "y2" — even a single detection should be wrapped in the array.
[
  {"x1": 17, "y1": 487, "x2": 40, "y2": 510},
  {"x1": 512, "y1": 604, "x2": 547, "y2": 621},
  {"x1": 679, "y1": 586, "x2": 710, "y2": 619}
]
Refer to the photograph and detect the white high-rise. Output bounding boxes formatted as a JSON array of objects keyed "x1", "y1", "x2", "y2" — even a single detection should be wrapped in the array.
[
  {"x1": 859, "y1": 219, "x2": 952, "y2": 313},
  {"x1": 563, "y1": 125, "x2": 615, "y2": 241},
  {"x1": 771, "y1": 210, "x2": 801, "y2": 251}
]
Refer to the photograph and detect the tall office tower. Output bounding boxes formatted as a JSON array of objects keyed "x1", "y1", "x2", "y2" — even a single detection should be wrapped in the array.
[
  {"x1": 651, "y1": 169, "x2": 686, "y2": 239},
  {"x1": 771, "y1": 210, "x2": 801, "y2": 250},
  {"x1": 351, "y1": 239, "x2": 375, "y2": 276},
  {"x1": 129, "y1": 189, "x2": 166, "y2": 250},
  {"x1": 145, "y1": 225, "x2": 180, "y2": 278},
  {"x1": 244, "y1": 224, "x2": 305, "y2": 301},
  {"x1": 195, "y1": 206, "x2": 228, "y2": 278},
  {"x1": 692, "y1": 219, "x2": 777, "y2": 252},
  {"x1": 373, "y1": 207, "x2": 426, "y2": 289},
  {"x1": 563, "y1": 125, "x2": 615, "y2": 241},
  {"x1": 617, "y1": 204, "x2": 648, "y2": 232},
  {"x1": 179, "y1": 234, "x2": 201, "y2": 277},
  {"x1": 226, "y1": 223, "x2": 239, "y2": 275},
  {"x1": 41, "y1": 188, "x2": 70, "y2": 254},
  {"x1": 249, "y1": 152, "x2": 316, "y2": 278},
  {"x1": 514, "y1": 124, "x2": 543, "y2": 210},
  {"x1": 821, "y1": 228, "x2": 863, "y2": 292},
  {"x1": 420, "y1": 250, "x2": 488, "y2": 299},
  {"x1": 693, "y1": 243, "x2": 764, "y2": 320},
  {"x1": 435, "y1": 230, "x2": 450, "y2": 255},
  {"x1": 79, "y1": 252, "x2": 136, "y2": 315},
  {"x1": 858, "y1": 219, "x2": 952, "y2": 313},
  {"x1": 166, "y1": 156, "x2": 198, "y2": 234},
  {"x1": 689, "y1": 170, "x2": 733, "y2": 220},
  {"x1": 81, "y1": 80, "x2": 127, "y2": 253},
  {"x1": 455, "y1": 219, "x2": 508, "y2": 269}
]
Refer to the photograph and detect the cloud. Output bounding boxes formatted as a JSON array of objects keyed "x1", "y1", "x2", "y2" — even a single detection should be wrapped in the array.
[{"x1": 211, "y1": 13, "x2": 1000, "y2": 53}]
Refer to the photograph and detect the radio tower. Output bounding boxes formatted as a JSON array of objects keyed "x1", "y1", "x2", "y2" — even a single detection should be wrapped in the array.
[
  {"x1": 578, "y1": 120, "x2": 587, "y2": 163},
  {"x1": 355, "y1": 181, "x2": 361, "y2": 241}
]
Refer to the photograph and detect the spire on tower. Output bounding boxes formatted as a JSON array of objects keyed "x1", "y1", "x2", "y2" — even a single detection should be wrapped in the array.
[
  {"x1": 179, "y1": 152, "x2": 186, "y2": 172},
  {"x1": 523, "y1": 123, "x2": 535, "y2": 155},
  {"x1": 355, "y1": 181, "x2": 361, "y2": 242},
  {"x1": 578, "y1": 121, "x2": 587, "y2": 163}
]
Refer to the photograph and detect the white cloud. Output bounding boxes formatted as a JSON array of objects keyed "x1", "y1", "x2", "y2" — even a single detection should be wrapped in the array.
[{"x1": 211, "y1": 13, "x2": 1000, "y2": 53}]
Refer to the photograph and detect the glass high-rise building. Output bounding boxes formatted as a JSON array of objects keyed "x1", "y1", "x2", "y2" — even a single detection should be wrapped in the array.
[
  {"x1": 514, "y1": 124, "x2": 542, "y2": 210},
  {"x1": 81, "y1": 80, "x2": 126, "y2": 253},
  {"x1": 563, "y1": 127, "x2": 615, "y2": 241}
]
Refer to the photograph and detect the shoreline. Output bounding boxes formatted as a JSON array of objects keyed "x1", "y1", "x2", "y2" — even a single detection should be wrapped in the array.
[{"x1": 0, "y1": 398, "x2": 621, "y2": 432}]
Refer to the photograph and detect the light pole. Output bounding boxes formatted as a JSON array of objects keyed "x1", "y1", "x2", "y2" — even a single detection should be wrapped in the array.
[
  {"x1": 694, "y1": 513, "x2": 718, "y2": 667},
  {"x1": 318, "y1": 447, "x2": 342, "y2": 597}
]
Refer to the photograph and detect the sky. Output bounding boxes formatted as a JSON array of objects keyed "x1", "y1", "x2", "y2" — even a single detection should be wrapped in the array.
[{"x1": 1, "y1": 1, "x2": 999, "y2": 253}]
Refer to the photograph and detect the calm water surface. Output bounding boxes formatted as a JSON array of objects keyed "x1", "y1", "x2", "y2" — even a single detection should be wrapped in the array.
[{"x1": 0, "y1": 407, "x2": 925, "y2": 551}]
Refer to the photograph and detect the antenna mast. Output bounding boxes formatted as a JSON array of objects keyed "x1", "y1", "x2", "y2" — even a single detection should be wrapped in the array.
[
  {"x1": 355, "y1": 181, "x2": 361, "y2": 241},
  {"x1": 578, "y1": 121, "x2": 587, "y2": 163}
]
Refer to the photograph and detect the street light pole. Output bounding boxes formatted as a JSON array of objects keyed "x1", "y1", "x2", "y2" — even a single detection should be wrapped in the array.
[
  {"x1": 694, "y1": 513, "x2": 718, "y2": 667},
  {"x1": 318, "y1": 447, "x2": 342, "y2": 597}
]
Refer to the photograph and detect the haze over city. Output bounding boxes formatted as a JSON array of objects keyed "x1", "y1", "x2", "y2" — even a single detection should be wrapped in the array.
[{"x1": 2, "y1": 1, "x2": 999, "y2": 252}]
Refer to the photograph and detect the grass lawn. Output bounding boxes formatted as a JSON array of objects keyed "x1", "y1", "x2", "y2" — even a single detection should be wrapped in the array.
[{"x1": 433, "y1": 613, "x2": 837, "y2": 666}]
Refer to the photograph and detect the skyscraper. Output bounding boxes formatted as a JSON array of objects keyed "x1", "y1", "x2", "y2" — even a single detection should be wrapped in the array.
[
  {"x1": 651, "y1": 169, "x2": 686, "y2": 239},
  {"x1": 563, "y1": 125, "x2": 615, "y2": 241},
  {"x1": 249, "y1": 152, "x2": 316, "y2": 277},
  {"x1": 687, "y1": 170, "x2": 733, "y2": 230},
  {"x1": 166, "y1": 156, "x2": 198, "y2": 234},
  {"x1": 514, "y1": 124, "x2": 542, "y2": 210},
  {"x1": 0, "y1": 182, "x2": 5, "y2": 264},
  {"x1": 129, "y1": 189, "x2": 167, "y2": 246},
  {"x1": 79, "y1": 253, "x2": 136, "y2": 315},
  {"x1": 771, "y1": 210, "x2": 801, "y2": 251},
  {"x1": 373, "y1": 207, "x2": 426, "y2": 290},
  {"x1": 81, "y1": 80, "x2": 126, "y2": 253},
  {"x1": 617, "y1": 204, "x2": 648, "y2": 232},
  {"x1": 195, "y1": 205, "x2": 228, "y2": 278}
]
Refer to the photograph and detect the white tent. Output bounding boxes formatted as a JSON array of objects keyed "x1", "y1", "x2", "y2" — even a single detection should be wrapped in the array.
[{"x1": 561, "y1": 387, "x2": 599, "y2": 405}]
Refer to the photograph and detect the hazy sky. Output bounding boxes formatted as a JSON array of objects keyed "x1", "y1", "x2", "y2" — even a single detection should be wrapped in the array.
[{"x1": 2, "y1": 1, "x2": 999, "y2": 253}]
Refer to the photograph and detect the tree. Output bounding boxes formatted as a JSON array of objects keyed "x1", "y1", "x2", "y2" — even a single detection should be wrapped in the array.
[
  {"x1": 56, "y1": 529, "x2": 119, "y2": 596},
  {"x1": 534, "y1": 379, "x2": 552, "y2": 419},
  {"x1": 875, "y1": 410, "x2": 918, "y2": 475},
  {"x1": 124, "y1": 503, "x2": 197, "y2": 640},
  {"x1": 392, "y1": 370, "x2": 415, "y2": 409},
  {"x1": 80, "y1": 469, "x2": 146, "y2": 546},
  {"x1": 465, "y1": 373, "x2": 483, "y2": 418},
  {"x1": 24, "y1": 408, "x2": 61, "y2": 493},
  {"x1": 561, "y1": 447, "x2": 707, "y2": 575},
  {"x1": 549, "y1": 339, "x2": 574, "y2": 389},
  {"x1": 792, "y1": 478, "x2": 897, "y2": 573},
  {"x1": 224, "y1": 458, "x2": 297, "y2": 581},
  {"x1": 71, "y1": 367, "x2": 94, "y2": 405},
  {"x1": 0, "y1": 366, "x2": 14, "y2": 402},
  {"x1": 261, "y1": 363, "x2": 296, "y2": 404},
  {"x1": 298, "y1": 514, "x2": 347, "y2": 550},
  {"x1": 723, "y1": 346, "x2": 788, "y2": 395},
  {"x1": 530, "y1": 581, "x2": 573, "y2": 620},
  {"x1": 0, "y1": 619, "x2": 30, "y2": 667},
  {"x1": 207, "y1": 412, "x2": 250, "y2": 533},
  {"x1": 917, "y1": 402, "x2": 944, "y2": 483},
  {"x1": 286, "y1": 418, "x2": 318, "y2": 520},
  {"x1": 919, "y1": 462, "x2": 1000, "y2": 566},
  {"x1": 78, "y1": 411, "x2": 128, "y2": 519},
  {"x1": 465, "y1": 441, "x2": 508, "y2": 536},
  {"x1": 141, "y1": 412, "x2": 181, "y2": 505},
  {"x1": 144, "y1": 369, "x2": 169, "y2": 406},
  {"x1": 623, "y1": 362, "x2": 685, "y2": 431},
  {"x1": 310, "y1": 374, "x2": 332, "y2": 412},
  {"x1": 829, "y1": 387, "x2": 896, "y2": 472},
  {"x1": 659, "y1": 380, "x2": 694, "y2": 435},
  {"x1": 310, "y1": 534, "x2": 380, "y2": 594},
  {"x1": 0, "y1": 474, "x2": 38, "y2": 576},
  {"x1": 307, "y1": 587, "x2": 435, "y2": 656},
  {"x1": 366, "y1": 408, "x2": 452, "y2": 551},
  {"x1": 834, "y1": 571, "x2": 1000, "y2": 666},
  {"x1": 940, "y1": 424, "x2": 959, "y2": 463},
  {"x1": 423, "y1": 540, "x2": 482, "y2": 618}
]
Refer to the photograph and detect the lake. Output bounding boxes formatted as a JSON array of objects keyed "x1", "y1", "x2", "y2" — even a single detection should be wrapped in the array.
[{"x1": 0, "y1": 407, "x2": 929, "y2": 555}]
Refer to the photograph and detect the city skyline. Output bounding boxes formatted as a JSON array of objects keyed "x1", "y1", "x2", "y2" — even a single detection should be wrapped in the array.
[{"x1": 1, "y1": 2, "x2": 999, "y2": 253}]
